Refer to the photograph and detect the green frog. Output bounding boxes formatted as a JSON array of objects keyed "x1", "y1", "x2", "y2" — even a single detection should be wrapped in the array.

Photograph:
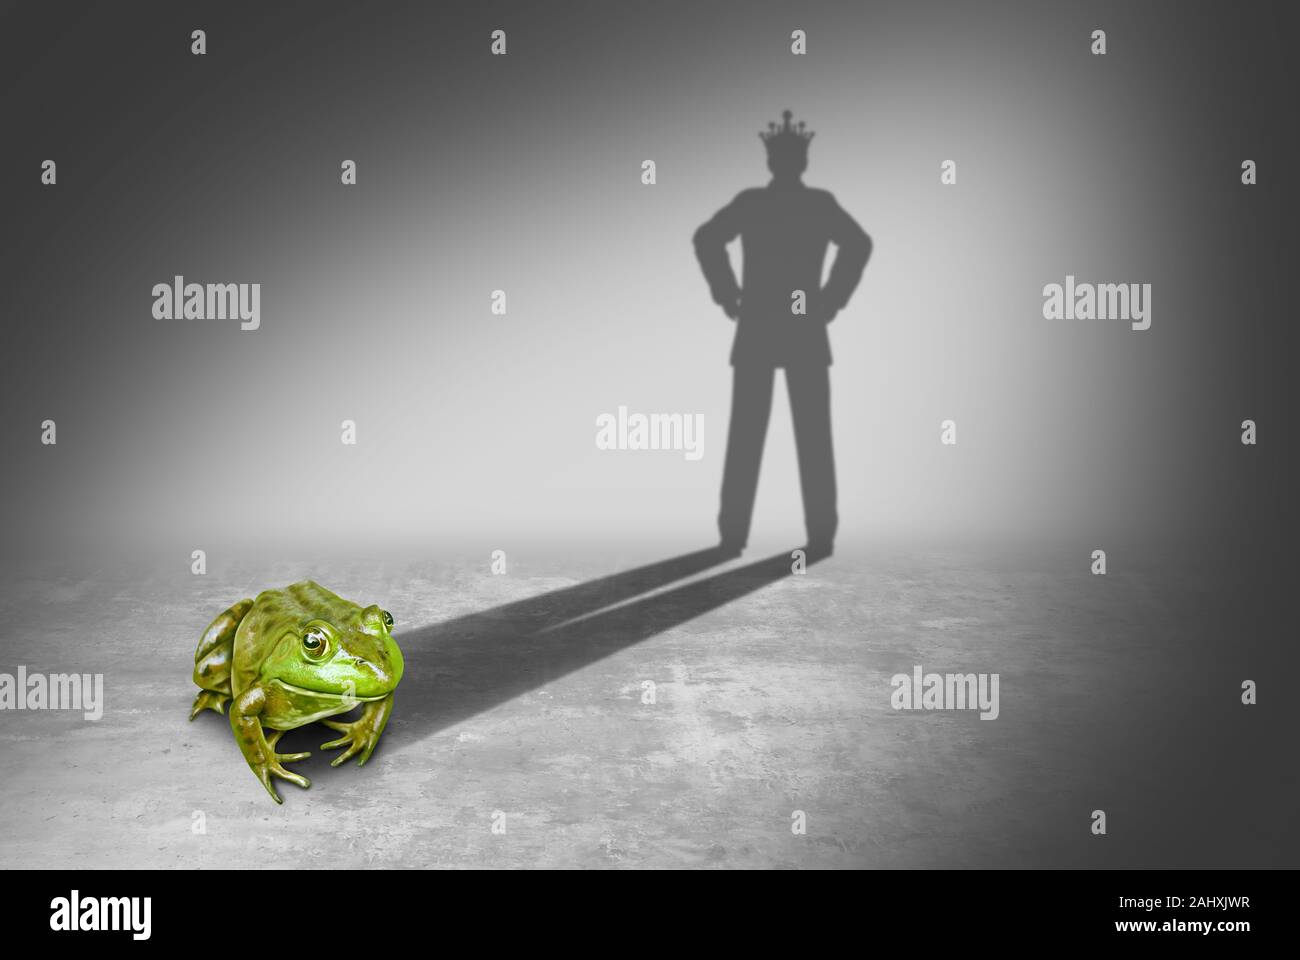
[{"x1": 188, "y1": 580, "x2": 404, "y2": 803}]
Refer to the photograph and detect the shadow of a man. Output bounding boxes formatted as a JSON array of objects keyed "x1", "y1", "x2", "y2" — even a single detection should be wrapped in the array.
[{"x1": 693, "y1": 110, "x2": 872, "y2": 557}]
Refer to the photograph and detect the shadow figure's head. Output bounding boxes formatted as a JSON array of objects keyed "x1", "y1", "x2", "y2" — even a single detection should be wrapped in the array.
[{"x1": 761, "y1": 109, "x2": 814, "y2": 181}]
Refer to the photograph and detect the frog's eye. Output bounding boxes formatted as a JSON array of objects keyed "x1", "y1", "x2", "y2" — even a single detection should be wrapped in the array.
[
  {"x1": 301, "y1": 627, "x2": 330, "y2": 661},
  {"x1": 381, "y1": 610, "x2": 394, "y2": 629}
]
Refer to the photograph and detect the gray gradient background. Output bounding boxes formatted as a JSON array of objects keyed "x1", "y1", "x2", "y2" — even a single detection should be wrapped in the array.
[
  {"x1": 0, "y1": 0, "x2": 1295, "y2": 868},
  {"x1": 1, "y1": 0, "x2": 1291, "y2": 558}
]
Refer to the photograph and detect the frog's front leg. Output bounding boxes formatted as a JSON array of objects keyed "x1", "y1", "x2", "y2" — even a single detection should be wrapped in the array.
[
  {"x1": 230, "y1": 685, "x2": 312, "y2": 804},
  {"x1": 320, "y1": 694, "x2": 394, "y2": 767}
]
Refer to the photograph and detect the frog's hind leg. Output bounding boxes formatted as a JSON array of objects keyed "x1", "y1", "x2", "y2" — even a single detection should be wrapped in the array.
[{"x1": 189, "y1": 597, "x2": 253, "y2": 720}]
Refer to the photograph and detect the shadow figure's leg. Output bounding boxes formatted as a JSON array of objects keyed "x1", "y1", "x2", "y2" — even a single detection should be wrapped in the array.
[
  {"x1": 465, "y1": 547, "x2": 731, "y2": 635},
  {"x1": 718, "y1": 364, "x2": 776, "y2": 548},
  {"x1": 786, "y1": 364, "x2": 837, "y2": 546}
]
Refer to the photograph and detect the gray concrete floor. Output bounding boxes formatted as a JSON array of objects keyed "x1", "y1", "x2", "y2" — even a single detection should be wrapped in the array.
[{"x1": 0, "y1": 540, "x2": 1291, "y2": 869}]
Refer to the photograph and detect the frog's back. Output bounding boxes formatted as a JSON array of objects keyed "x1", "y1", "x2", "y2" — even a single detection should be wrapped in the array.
[{"x1": 230, "y1": 581, "x2": 356, "y2": 696}]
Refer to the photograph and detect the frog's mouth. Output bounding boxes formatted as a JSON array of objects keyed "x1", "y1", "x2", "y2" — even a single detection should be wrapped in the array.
[{"x1": 272, "y1": 679, "x2": 390, "y2": 702}]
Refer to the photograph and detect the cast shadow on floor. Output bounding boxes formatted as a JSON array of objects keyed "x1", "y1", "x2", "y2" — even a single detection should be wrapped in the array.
[{"x1": 290, "y1": 545, "x2": 825, "y2": 772}]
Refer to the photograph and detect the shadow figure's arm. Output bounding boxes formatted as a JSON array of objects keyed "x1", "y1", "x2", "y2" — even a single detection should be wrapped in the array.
[
  {"x1": 821, "y1": 197, "x2": 872, "y2": 318},
  {"x1": 692, "y1": 193, "x2": 746, "y2": 313}
]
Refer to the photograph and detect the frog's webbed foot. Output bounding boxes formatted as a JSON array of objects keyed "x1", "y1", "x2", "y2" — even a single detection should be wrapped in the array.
[
  {"x1": 189, "y1": 689, "x2": 230, "y2": 720},
  {"x1": 249, "y1": 730, "x2": 312, "y2": 804},
  {"x1": 264, "y1": 728, "x2": 309, "y2": 759},
  {"x1": 320, "y1": 695, "x2": 394, "y2": 767}
]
